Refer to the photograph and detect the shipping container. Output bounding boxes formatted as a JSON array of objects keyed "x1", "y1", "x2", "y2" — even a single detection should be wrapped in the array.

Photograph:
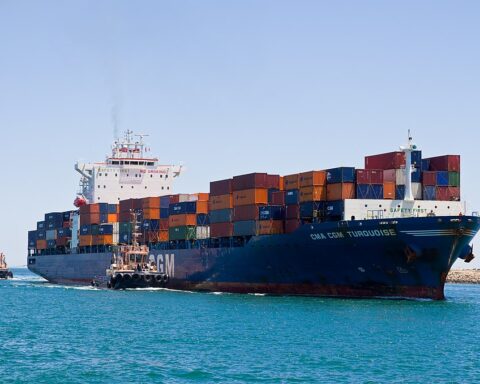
[
  {"x1": 271, "y1": 191, "x2": 285, "y2": 206},
  {"x1": 285, "y1": 219, "x2": 301, "y2": 233},
  {"x1": 210, "y1": 179, "x2": 233, "y2": 196},
  {"x1": 326, "y1": 183, "x2": 356, "y2": 201},
  {"x1": 80, "y1": 224, "x2": 91, "y2": 235},
  {"x1": 196, "y1": 226, "x2": 210, "y2": 240},
  {"x1": 160, "y1": 208, "x2": 169, "y2": 219},
  {"x1": 79, "y1": 235, "x2": 93, "y2": 247},
  {"x1": 169, "y1": 226, "x2": 197, "y2": 241},
  {"x1": 210, "y1": 222, "x2": 234, "y2": 238},
  {"x1": 299, "y1": 186, "x2": 326, "y2": 203},
  {"x1": 427, "y1": 155, "x2": 460, "y2": 172},
  {"x1": 356, "y1": 169, "x2": 383, "y2": 185},
  {"x1": 267, "y1": 188, "x2": 280, "y2": 203},
  {"x1": 47, "y1": 239, "x2": 56, "y2": 249},
  {"x1": 233, "y1": 205, "x2": 260, "y2": 221},
  {"x1": 422, "y1": 171, "x2": 437, "y2": 186},
  {"x1": 62, "y1": 211, "x2": 74, "y2": 221},
  {"x1": 177, "y1": 194, "x2": 192, "y2": 203},
  {"x1": 195, "y1": 201, "x2": 209, "y2": 214},
  {"x1": 395, "y1": 183, "x2": 422, "y2": 200},
  {"x1": 257, "y1": 220, "x2": 283, "y2": 235},
  {"x1": 436, "y1": 171, "x2": 449, "y2": 187},
  {"x1": 233, "y1": 189, "x2": 268, "y2": 206},
  {"x1": 436, "y1": 187, "x2": 460, "y2": 201},
  {"x1": 233, "y1": 220, "x2": 257, "y2": 236},
  {"x1": 299, "y1": 201, "x2": 325, "y2": 218},
  {"x1": 37, "y1": 221, "x2": 46, "y2": 230},
  {"x1": 98, "y1": 203, "x2": 109, "y2": 214},
  {"x1": 107, "y1": 213, "x2": 118, "y2": 223},
  {"x1": 286, "y1": 205, "x2": 300, "y2": 219},
  {"x1": 448, "y1": 172, "x2": 460, "y2": 187},
  {"x1": 169, "y1": 201, "x2": 197, "y2": 215},
  {"x1": 209, "y1": 209, "x2": 233, "y2": 224},
  {"x1": 196, "y1": 213, "x2": 210, "y2": 226},
  {"x1": 46, "y1": 229, "x2": 56, "y2": 240},
  {"x1": 383, "y1": 169, "x2": 396, "y2": 183},
  {"x1": 28, "y1": 230, "x2": 37, "y2": 249},
  {"x1": 209, "y1": 194, "x2": 233, "y2": 210},
  {"x1": 325, "y1": 201, "x2": 344, "y2": 218},
  {"x1": 56, "y1": 237, "x2": 69, "y2": 247},
  {"x1": 57, "y1": 228, "x2": 72, "y2": 238},
  {"x1": 169, "y1": 195, "x2": 180, "y2": 205},
  {"x1": 160, "y1": 196, "x2": 171, "y2": 209},
  {"x1": 394, "y1": 168, "x2": 421, "y2": 185},
  {"x1": 284, "y1": 174, "x2": 300, "y2": 190},
  {"x1": 36, "y1": 239, "x2": 47, "y2": 250},
  {"x1": 421, "y1": 158, "x2": 430, "y2": 171},
  {"x1": 258, "y1": 205, "x2": 285, "y2": 221},
  {"x1": 356, "y1": 184, "x2": 384, "y2": 199},
  {"x1": 98, "y1": 224, "x2": 114, "y2": 235},
  {"x1": 326, "y1": 167, "x2": 355, "y2": 184},
  {"x1": 285, "y1": 190, "x2": 299, "y2": 205},
  {"x1": 365, "y1": 152, "x2": 405, "y2": 170},
  {"x1": 108, "y1": 204, "x2": 118, "y2": 214},
  {"x1": 299, "y1": 171, "x2": 327, "y2": 187},
  {"x1": 141, "y1": 197, "x2": 160, "y2": 209},
  {"x1": 266, "y1": 174, "x2": 281, "y2": 189},
  {"x1": 232, "y1": 173, "x2": 268, "y2": 191},
  {"x1": 423, "y1": 186, "x2": 436, "y2": 200},
  {"x1": 36, "y1": 230, "x2": 46, "y2": 239},
  {"x1": 169, "y1": 214, "x2": 197, "y2": 227},
  {"x1": 383, "y1": 182, "x2": 395, "y2": 199}
]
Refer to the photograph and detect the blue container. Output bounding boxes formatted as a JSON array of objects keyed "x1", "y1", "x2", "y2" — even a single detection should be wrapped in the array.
[
  {"x1": 98, "y1": 203, "x2": 109, "y2": 214},
  {"x1": 47, "y1": 239, "x2": 56, "y2": 249},
  {"x1": 142, "y1": 220, "x2": 159, "y2": 231},
  {"x1": 395, "y1": 185, "x2": 405, "y2": 200},
  {"x1": 62, "y1": 211, "x2": 73, "y2": 221},
  {"x1": 37, "y1": 221, "x2": 46, "y2": 230},
  {"x1": 259, "y1": 206, "x2": 285, "y2": 221},
  {"x1": 421, "y1": 158, "x2": 430, "y2": 171},
  {"x1": 210, "y1": 209, "x2": 233, "y2": 224},
  {"x1": 36, "y1": 230, "x2": 46, "y2": 239},
  {"x1": 108, "y1": 204, "x2": 118, "y2": 214},
  {"x1": 233, "y1": 220, "x2": 256, "y2": 236},
  {"x1": 45, "y1": 212, "x2": 63, "y2": 229},
  {"x1": 57, "y1": 228, "x2": 72, "y2": 238},
  {"x1": 411, "y1": 150, "x2": 422, "y2": 167},
  {"x1": 99, "y1": 224, "x2": 114, "y2": 235},
  {"x1": 160, "y1": 196, "x2": 170, "y2": 209},
  {"x1": 169, "y1": 202, "x2": 196, "y2": 215},
  {"x1": 285, "y1": 190, "x2": 299, "y2": 205},
  {"x1": 299, "y1": 201, "x2": 325, "y2": 218},
  {"x1": 196, "y1": 213, "x2": 210, "y2": 226},
  {"x1": 423, "y1": 186, "x2": 436, "y2": 200},
  {"x1": 268, "y1": 188, "x2": 280, "y2": 203},
  {"x1": 436, "y1": 171, "x2": 449, "y2": 186},
  {"x1": 411, "y1": 169, "x2": 421, "y2": 183},
  {"x1": 356, "y1": 185, "x2": 383, "y2": 199},
  {"x1": 99, "y1": 213, "x2": 109, "y2": 224},
  {"x1": 119, "y1": 231, "x2": 132, "y2": 243},
  {"x1": 160, "y1": 208, "x2": 169, "y2": 219},
  {"x1": 80, "y1": 224, "x2": 91, "y2": 235},
  {"x1": 325, "y1": 201, "x2": 344, "y2": 217},
  {"x1": 28, "y1": 230, "x2": 37, "y2": 247},
  {"x1": 326, "y1": 167, "x2": 355, "y2": 184}
]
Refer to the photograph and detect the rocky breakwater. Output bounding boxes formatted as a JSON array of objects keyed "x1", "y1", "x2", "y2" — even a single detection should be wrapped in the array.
[{"x1": 447, "y1": 269, "x2": 480, "y2": 284}]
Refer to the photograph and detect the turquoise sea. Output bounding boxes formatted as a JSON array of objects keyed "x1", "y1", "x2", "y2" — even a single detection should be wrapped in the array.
[{"x1": 1, "y1": 268, "x2": 480, "y2": 383}]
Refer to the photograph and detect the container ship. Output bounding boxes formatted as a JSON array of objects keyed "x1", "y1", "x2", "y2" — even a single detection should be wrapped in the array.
[{"x1": 27, "y1": 131, "x2": 478, "y2": 299}]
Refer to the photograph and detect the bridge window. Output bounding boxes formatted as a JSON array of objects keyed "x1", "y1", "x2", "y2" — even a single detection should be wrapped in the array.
[
  {"x1": 167, "y1": 186, "x2": 170, "y2": 190},
  {"x1": 160, "y1": 175, "x2": 163, "y2": 178},
  {"x1": 161, "y1": 186, "x2": 164, "y2": 190},
  {"x1": 97, "y1": 185, "x2": 100, "y2": 188}
]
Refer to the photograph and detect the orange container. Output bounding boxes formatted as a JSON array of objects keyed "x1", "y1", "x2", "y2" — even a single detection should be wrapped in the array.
[
  {"x1": 80, "y1": 203, "x2": 100, "y2": 215},
  {"x1": 233, "y1": 189, "x2": 268, "y2": 206},
  {"x1": 80, "y1": 213, "x2": 100, "y2": 225},
  {"x1": 299, "y1": 186, "x2": 327, "y2": 202},
  {"x1": 79, "y1": 235, "x2": 93, "y2": 247},
  {"x1": 159, "y1": 230, "x2": 169, "y2": 242},
  {"x1": 169, "y1": 214, "x2": 196, "y2": 227},
  {"x1": 326, "y1": 183, "x2": 356, "y2": 201},
  {"x1": 299, "y1": 171, "x2": 327, "y2": 187},
  {"x1": 36, "y1": 239, "x2": 47, "y2": 250},
  {"x1": 383, "y1": 181, "x2": 395, "y2": 199},
  {"x1": 107, "y1": 213, "x2": 118, "y2": 223},
  {"x1": 284, "y1": 174, "x2": 299, "y2": 190},
  {"x1": 279, "y1": 176, "x2": 284, "y2": 191},
  {"x1": 209, "y1": 194, "x2": 233, "y2": 210},
  {"x1": 143, "y1": 208, "x2": 160, "y2": 220},
  {"x1": 196, "y1": 201, "x2": 209, "y2": 214},
  {"x1": 141, "y1": 197, "x2": 160, "y2": 209},
  {"x1": 56, "y1": 238, "x2": 69, "y2": 247},
  {"x1": 257, "y1": 220, "x2": 284, "y2": 235},
  {"x1": 196, "y1": 193, "x2": 210, "y2": 202}
]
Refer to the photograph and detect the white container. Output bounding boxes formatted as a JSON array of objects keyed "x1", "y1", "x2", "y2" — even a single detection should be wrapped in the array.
[
  {"x1": 46, "y1": 229, "x2": 57, "y2": 240},
  {"x1": 196, "y1": 226, "x2": 210, "y2": 239}
]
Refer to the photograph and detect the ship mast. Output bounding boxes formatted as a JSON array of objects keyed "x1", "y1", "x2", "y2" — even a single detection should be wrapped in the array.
[{"x1": 400, "y1": 130, "x2": 417, "y2": 201}]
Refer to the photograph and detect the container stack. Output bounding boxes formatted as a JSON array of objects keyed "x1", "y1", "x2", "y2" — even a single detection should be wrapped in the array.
[
  {"x1": 365, "y1": 150, "x2": 422, "y2": 200},
  {"x1": 79, "y1": 203, "x2": 119, "y2": 247},
  {"x1": 325, "y1": 167, "x2": 356, "y2": 221},
  {"x1": 231, "y1": 173, "x2": 283, "y2": 236},
  {"x1": 298, "y1": 171, "x2": 327, "y2": 223},
  {"x1": 422, "y1": 155, "x2": 460, "y2": 201},
  {"x1": 140, "y1": 196, "x2": 170, "y2": 243},
  {"x1": 284, "y1": 174, "x2": 301, "y2": 233},
  {"x1": 209, "y1": 179, "x2": 234, "y2": 238},
  {"x1": 355, "y1": 169, "x2": 384, "y2": 199},
  {"x1": 168, "y1": 193, "x2": 209, "y2": 241}
]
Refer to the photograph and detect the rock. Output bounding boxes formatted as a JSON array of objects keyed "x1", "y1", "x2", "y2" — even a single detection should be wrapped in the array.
[{"x1": 446, "y1": 269, "x2": 480, "y2": 284}]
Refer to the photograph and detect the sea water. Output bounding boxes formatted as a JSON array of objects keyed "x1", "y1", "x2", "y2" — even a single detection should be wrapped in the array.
[{"x1": 1, "y1": 268, "x2": 480, "y2": 383}]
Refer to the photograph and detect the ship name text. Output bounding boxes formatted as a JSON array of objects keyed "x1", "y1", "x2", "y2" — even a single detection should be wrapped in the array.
[{"x1": 310, "y1": 229, "x2": 397, "y2": 241}]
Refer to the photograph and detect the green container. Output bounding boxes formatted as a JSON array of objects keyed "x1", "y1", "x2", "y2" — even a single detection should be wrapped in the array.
[
  {"x1": 448, "y1": 172, "x2": 460, "y2": 187},
  {"x1": 119, "y1": 222, "x2": 132, "y2": 232},
  {"x1": 169, "y1": 226, "x2": 196, "y2": 241},
  {"x1": 91, "y1": 224, "x2": 100, "y2": 235}
]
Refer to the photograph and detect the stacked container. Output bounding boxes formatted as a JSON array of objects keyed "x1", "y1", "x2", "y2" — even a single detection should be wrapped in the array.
[
  {"x1": 209, "y1": 179, "x2": 234, "y2": 238},
  {"x1": 422, "y1": 155, "x2": 460, "y2": 201},
  {"x1": 232, "y1": 173, "x2": 283, "y2": 236},
  {"x1": 298, "y1": 170, "x2": 327, "y2": 223},
  {"x1": 169, "y1": 194, "x2": 209, "y2": 241},
  {"x1": 284, "y1": 174, "x2": 301, "y2": 233},
  {"x1": 326, "y1": 167, "x2": 355, "y2": 220},
  {"x1": 355, "y1": 169, "x2": 384, "y2": 199}
]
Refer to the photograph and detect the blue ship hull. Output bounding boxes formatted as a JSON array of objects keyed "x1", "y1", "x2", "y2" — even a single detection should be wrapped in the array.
[{"x1": 28, "y1": 216, "x2": 479, "y2": 299}]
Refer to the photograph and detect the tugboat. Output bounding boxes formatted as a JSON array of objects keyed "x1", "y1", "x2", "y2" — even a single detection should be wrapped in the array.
[
  {"x1": 106, "y1": 213, "x2": 168, "y2": 289},
  {"x1": 0, "y1": 252, "x2": 13, "y2": 279}
]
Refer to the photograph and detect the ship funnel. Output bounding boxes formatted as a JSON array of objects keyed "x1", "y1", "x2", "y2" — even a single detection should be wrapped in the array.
[{"x1": 399, "y1": 130, "x2": 417, "y2": 201}]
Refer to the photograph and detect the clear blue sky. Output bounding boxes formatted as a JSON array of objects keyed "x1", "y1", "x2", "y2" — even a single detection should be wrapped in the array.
[{"x1": 1, "y1": 1, "x2": 479, "y2": 267}]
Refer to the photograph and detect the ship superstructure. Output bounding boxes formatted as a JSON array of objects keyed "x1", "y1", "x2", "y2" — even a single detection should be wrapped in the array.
[{"x1": 74, "y1": 130, "x2": 182, "y2": 205}]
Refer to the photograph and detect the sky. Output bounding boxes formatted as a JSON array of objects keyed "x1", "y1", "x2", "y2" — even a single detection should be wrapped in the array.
[{"x1": 0, "y1": 0, "x2": 479, "y2": 267}]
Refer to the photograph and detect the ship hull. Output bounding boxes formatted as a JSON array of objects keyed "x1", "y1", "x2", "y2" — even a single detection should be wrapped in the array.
[{"x1": 28, "y1": 216, "x2": 479, "y2": 300}]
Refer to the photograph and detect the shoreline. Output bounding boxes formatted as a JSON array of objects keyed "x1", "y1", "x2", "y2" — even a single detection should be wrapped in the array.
[{"x1": 447, "y1": 269, "x2": 480, "y2": 284}]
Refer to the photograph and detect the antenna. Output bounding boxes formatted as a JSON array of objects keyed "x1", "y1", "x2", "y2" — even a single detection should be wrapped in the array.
[{"x1": 111, "y1": 104, "x2": 119, "y2": 140}]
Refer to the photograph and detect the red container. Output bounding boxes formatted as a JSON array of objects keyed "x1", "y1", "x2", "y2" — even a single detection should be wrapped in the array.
[
  {"x1": 233, "y1": 205, "x2": 261, "y2": 221},
  {"x1": 141, "y1": 197, "x2": 160, "y2": 209},
  {"x1": 383, "y1": 169, "x2": 396, "y2": 183},
  {"x1": 271, "y1": 191, "x2": 285, "y2": 205},
  {"x1": 119, "y1": 198, "x2": 141, "y2": 212},
  {"x1": 422, "y1": 171, "x2": 437, "y2": 186},
  {"x1": 286, "y1": 205, "x2": 300, "y2": 219},
  {"x1": 210, "y1": 222, "x2": 234, "y2": 237},
  {"x1": 267, "y1": 174, "x2": 281, "y2": 189},
  {"x1": 427, "y1": 155, "x2": 460, "y2": 172},
  {"x1": 160, "y1": 218, "x2": 169, "y2": 231},
  {"x1": 56, "y1": 237, "x2": 69, "y2": 247},
  {"x1": 210, "y1": 179, "x2": 233, "y2": 196},
  {"x1": 365, "y1": 152, "x2": 405, "y2": 170},
  {"x1": 232, "y1": 173, "x2": 268, "y2": 191},
  {"x1": 79, "y1": 204, "x2": 100, "y2": 215},
  {"x1": 284, "y1": 174, "x2": 300, "y2": 190},
  {"x1": 436, "y1": 187, "x2": 460, "y2": 201},
  {"x1": 285, "y1": 219, "x2": 301, "y2": 233},
  {"x1": 356, "y1": 169, "x2": 383, "y2": 184},
  {"x1": 169, "y1": 195, "x2": 180, "y2": 204}
]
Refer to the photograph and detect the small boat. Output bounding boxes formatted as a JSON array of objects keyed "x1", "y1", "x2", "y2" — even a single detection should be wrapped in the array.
[{"x1": 0, "y1": 252, "x2": 13, "y2": 279}]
